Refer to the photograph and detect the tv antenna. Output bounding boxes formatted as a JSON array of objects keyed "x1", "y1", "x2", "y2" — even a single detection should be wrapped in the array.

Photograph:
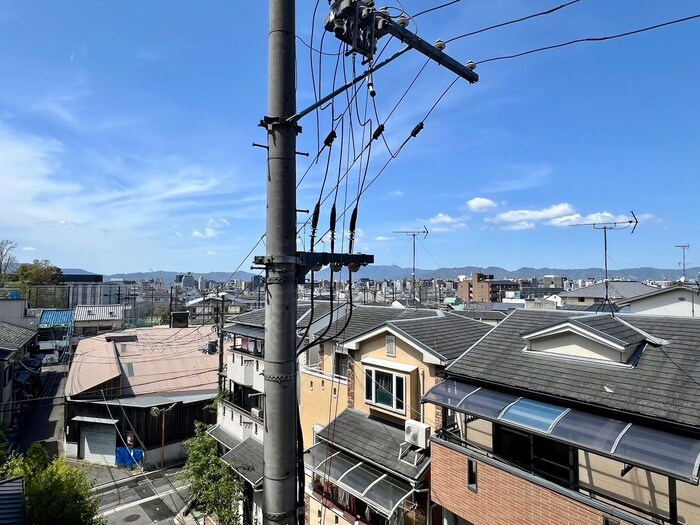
[
  {"x1": 676, "y1": 244, "x2": 690, "y2": 281},
  {"x1": 569, "y1": 211, "x2": 639, "y2": 313},
  {"x1": 394, "y1": 226, "x2": 428, "y2": 307}
]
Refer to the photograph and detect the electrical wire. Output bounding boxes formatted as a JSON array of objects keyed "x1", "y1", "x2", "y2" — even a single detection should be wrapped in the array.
[
  {"x1": 446, "y1": 0, "x2": 581, "y2": 43},
  {"x1": 414, "y1": 0, "x2": 462, "y2": 19},
  {"x1": 477, "y1": 13, "x2": 700, "y2": 65}
]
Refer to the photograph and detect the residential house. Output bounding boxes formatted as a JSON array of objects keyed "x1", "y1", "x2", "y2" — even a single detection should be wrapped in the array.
[
  {"x1": 64, "y1": 326, "x2": 218, "y2": 467},
  {"x1": 37, "y1": 309, "x2": 73, "y2": 361},
  {"x1": 615, "y1": 283, "x2": 700, "y2": 317},
  {"x1": 211, "y1": 303, "x2": 337, "y2": 525},
  {"x1": 424, "y1": 309, "x2": 700, "y2": 525},
  {"x1": 559, "y1": 281, "x2": 657, "y2": 308},
  {"x1": 0, "y1": 321, "x2": 37, "y2": 425},
  {"x1": 303, "y1": 309, "x2": 492, "y2": 525},
  {"x1": 73, "y1": 305, "x2": 125, "y2": 338}
]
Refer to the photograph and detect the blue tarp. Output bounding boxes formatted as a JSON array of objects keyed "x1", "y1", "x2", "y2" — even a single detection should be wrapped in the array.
[{"x1": 115, "y1": 447, "x2": 143, "y2": 468}]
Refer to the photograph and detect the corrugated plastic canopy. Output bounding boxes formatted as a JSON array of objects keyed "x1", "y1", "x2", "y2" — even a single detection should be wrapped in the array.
[
  {"x1": 305, "y1": 442, "x2": 414, "y2": 517},
  {"x1": 423, "y1": 379, "x2": 700, "y2": 484}
]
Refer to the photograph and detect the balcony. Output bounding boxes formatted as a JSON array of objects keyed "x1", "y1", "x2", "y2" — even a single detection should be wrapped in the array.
[{"x1": 218, "y1": 401, "x2": 263, "y2": 443}]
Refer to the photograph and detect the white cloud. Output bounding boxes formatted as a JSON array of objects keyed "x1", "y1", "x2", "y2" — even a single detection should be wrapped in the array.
[
  {"x1": 207, "y1": 251, "x2": 217, "y2": 256},
  {"x1": 548, "y1": 212, "x2": 632, "y2": 228},
  {"x1": 467, "y1": 197, "x2": 497, "y2": 212},
  {"x1": 427, "y1": 213, "x2": 468, "y2": 232},
  {"x1": 192, "y1": 218, "x2": 230, "y2": 239},
  {"x1": 502, "y1": 221, "x2": 536, "y2": 231},
  {"x1": 388, "y1": 190, "x2": 404, "y2": 198},
  {"x1": 374, "y1": 236, "x2": 392, "y2": 241},
  {"x1": 490, "y1": 203, "x2": 574, "y2": 224},
  {"x1": 21, "y1": 246, "x2": 36, "y2": 251}
]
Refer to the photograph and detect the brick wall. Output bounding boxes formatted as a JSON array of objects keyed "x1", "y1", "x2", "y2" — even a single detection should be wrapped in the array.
[{"x1": 431, "y1": 443, "x2": 632, "y2": 525}]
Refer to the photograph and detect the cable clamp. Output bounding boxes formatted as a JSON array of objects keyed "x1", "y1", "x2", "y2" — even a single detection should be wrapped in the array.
[{"x1": 259, "y1": 116, "x2": 302, "y2": 134}]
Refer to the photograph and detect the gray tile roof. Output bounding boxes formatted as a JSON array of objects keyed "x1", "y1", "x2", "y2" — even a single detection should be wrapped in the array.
[
  {"x1": 388, "y1": 313, "x2": 492, "y2": 362},
  {"x1": 322, "y1": 305, "x2": 440, "y2": 342},
  {"x1": 560, "y1": 281, "x2": 657, "y2": 299},
  {"x1": 317, "y1": 408, "x2": 429, "y2": 482},
  {"x1": 222, "y1": 437, "x2": 263, "y2": 488},
  {"x1": 446, "y1": 309, "x2": 700, "y2": 429},
  {"x1": 0, "y1": 321, "x2": 36, "y2": 351},
  {"x1": 449, "y1": 310, "x2": 507, "y2": 322}
]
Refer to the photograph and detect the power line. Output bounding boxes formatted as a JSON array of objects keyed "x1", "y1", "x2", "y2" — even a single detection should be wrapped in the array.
[
  {"x1": 446, "y1": 0, "x2": 581, "y2": 43},
  {"x1": 477, "y1": 13, "x2": 700, "y2": 65}
]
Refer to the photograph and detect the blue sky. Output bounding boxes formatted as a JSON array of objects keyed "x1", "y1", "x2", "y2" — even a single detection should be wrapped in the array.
[{"x1": 1, "y1": 1, "x2": 699, "y2": 275}]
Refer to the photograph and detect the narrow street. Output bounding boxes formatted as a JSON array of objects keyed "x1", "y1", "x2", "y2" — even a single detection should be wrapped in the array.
[
  {"x1": 11, "y1": 362, "x2": 67, "y2": 456},
  {"x1": 95, "y1": 467, "x2": 191, "y2": 525}
]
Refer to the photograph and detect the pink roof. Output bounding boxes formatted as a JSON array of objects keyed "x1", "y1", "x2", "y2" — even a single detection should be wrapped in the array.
[{"x1": 66, "y1": 326, "x2": 219, "y2": 398}]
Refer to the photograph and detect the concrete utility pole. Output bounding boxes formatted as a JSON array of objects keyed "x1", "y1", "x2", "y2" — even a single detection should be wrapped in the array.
[{"x1": 262, "y1": 0, "x2": 299, "y2": 523}]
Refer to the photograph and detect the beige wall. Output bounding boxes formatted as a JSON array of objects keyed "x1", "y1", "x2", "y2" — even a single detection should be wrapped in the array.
[
  {"x1": 299, "y1": 367, "x2": 348, "y2": 447},
  {"x1": 529, "y1": 333, "x2": 626, "y2": 362},
  {"x1": 629, "y1": 290, "x2": 698, "y2": 316},
  {"x1": 352, "y1": 332, "x2": 441, "y2": 430}
]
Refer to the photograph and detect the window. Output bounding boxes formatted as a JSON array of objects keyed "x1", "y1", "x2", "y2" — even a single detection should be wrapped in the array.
[
  {"x1": 334, "y1": 353, "x2": 349, "y2": 378},
  {"x1": 493, "y1": 425, "x2": 577, "y2": 487},
  {"x1": 603, "y1": 518, "x2": 620, "y2": 525},
  {"x1": 365, "y1": 368, "x2": 405, "y2": 413},
  {"x1": 467, "y1": 459, "x2": 478, "y2": 492},
  {"x1": 386, "y1": 335, "x2": 396, "y2": 357}
]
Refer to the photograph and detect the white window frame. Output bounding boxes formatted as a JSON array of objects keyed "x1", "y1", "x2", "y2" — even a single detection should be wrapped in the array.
[{"x1": 364, "y1": 367, "x2": 406, "y2": 414}]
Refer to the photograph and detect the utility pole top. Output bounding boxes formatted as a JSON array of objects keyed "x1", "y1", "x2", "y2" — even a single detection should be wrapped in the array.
[{"x1": 325, "y1": 0, "x2": 478, "y2": 83}]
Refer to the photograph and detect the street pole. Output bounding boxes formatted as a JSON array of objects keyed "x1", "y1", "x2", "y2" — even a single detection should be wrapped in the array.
[
  {"x1": 263, "y1": 0, "x2": 299, "y2": 523},
  {"x1": 161, "y1": 410, "x2": 166, "y2": 470}
]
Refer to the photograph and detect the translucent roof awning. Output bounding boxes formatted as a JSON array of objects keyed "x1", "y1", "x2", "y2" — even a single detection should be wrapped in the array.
[
  {"x1": 423, "y1": 379, "x2": 700, "y2": 484},
  {"x1": 305, "y1": 442, "x2": 414, "y2": 517}
]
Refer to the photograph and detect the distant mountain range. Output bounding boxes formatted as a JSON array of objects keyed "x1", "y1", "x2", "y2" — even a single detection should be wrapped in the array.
[{"x1": 89, "y1": 265, "x2": 699, "y2": 284}]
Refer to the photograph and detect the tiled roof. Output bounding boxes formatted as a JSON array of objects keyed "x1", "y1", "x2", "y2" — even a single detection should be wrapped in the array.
[
  {"x1": 222, "y1": 437, "x2": 264, "y2": 488},
  {"x1": 322, "y1": 305, "x2": 440, "y2": 342},
  {"x1": 74, "y1": 305, "x2": 125, "y2": 322},
  {"x1": 447, "y1": 309, "x2": 700, "y2": 429},
  {"x1": 317, "y1": 408, "x2": 429, "y2": 482},
  {"x1": 0, "y1": 321, "x2": 36, "y2": 351},
  {"x1": 448, "y1": 309, "x2": 507, "y2": 322},
  {"x1": 388, "y1": 313, "x2": 492, "y2": 362},
  {"x1": 560, "y1": 281, "x2": 658, "y2": 299},
  {"x1": 39, "y1": 309, "x2": 74, "y2": 328}
]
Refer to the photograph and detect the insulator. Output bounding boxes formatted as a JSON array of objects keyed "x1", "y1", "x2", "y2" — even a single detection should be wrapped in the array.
[
  {"x1": 311, "y1": 203, "x2": 321, "y2": 230},
  {"x1": 372, "y1": 124, "x2": 385, "y2": 141},
  {"x1": 466, "y1": 60, "x2": 476, "y2": 71},
  {"x1": 410, "y1": 122, "x2": 424, "y2": 137},
  {"x1": 323, "y1": 130, "x2": 337, "y2": 147},
  {"x1": 435, "y1": 40, "x2": 446, "y2": 51}
]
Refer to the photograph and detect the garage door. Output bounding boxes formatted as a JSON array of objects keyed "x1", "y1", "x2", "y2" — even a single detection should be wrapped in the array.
[{"x1": 81, "y1": 423, "x2": 116, "y2": 464}]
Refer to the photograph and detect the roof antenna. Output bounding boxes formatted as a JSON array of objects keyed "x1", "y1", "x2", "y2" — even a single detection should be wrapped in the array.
[
  {"x1": 676, "y1": 244, "x2": 690, "y2": 282},
  {"x1": 569, "y1": 211, "x2": 639, "y2": 315},
  {"x1": 393, "y1": 226, "x2": 429, "y2": 307}
]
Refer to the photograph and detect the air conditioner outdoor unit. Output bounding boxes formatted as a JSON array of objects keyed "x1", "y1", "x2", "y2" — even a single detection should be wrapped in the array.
[
  {"x1": 404, "y1": 419, "x2": 431, "y2": 450},
  {"x1": 251, "y1": 407, "x2": 264, "y2": 419}
]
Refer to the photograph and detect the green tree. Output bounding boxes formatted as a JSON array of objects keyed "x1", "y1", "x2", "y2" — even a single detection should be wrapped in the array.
[
  {"x1": 0, "y1": 443, "x2": 105, "y2": 525},
  {"x1": 180, "y1": 422, "x2": 242, "y2": 525},
  {"x1": 15, "y1": 259, "x2": 64, "y2": 284}
]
